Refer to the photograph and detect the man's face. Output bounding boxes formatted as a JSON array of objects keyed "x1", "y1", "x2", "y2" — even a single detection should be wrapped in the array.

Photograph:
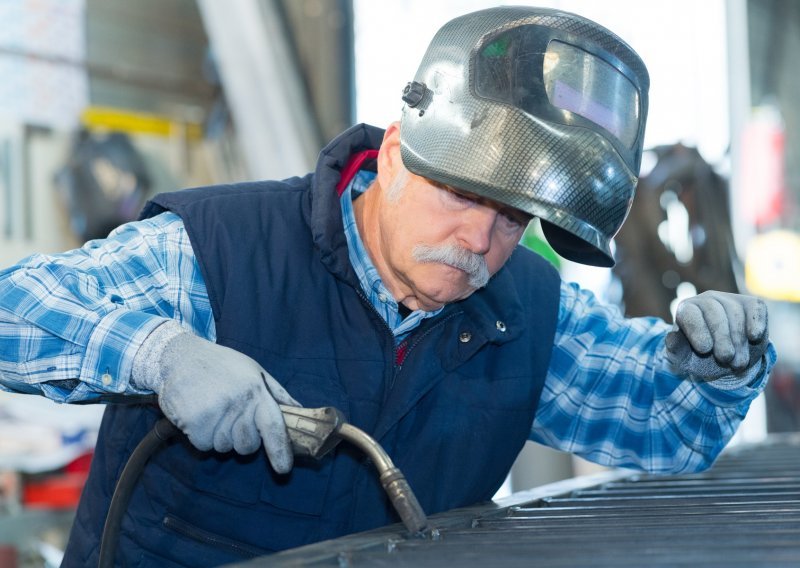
[{"x1": 373, "y1": 167, "x2": 530, "y2": 312}]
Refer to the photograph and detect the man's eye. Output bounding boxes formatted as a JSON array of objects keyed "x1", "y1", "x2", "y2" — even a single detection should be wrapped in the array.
[
  {"x1": 498, "y1": 212, "x2": 528, "y2": 233},
  {"x1": 500, "y1": 214, "x2": 522, "y2": 229},
  {"x1": 441, "y1": 188, "x2": 473, "y2": 206}
]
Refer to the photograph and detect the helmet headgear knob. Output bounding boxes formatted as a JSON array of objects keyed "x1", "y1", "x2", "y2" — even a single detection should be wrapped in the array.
[{"x1": 402, "y1": 81, "x2": 428, "y2": 108}]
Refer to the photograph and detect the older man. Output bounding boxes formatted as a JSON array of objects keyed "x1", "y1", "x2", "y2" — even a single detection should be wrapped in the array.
[{"x1": 0, "y1": 6, "x2": 774, "y2": 567}]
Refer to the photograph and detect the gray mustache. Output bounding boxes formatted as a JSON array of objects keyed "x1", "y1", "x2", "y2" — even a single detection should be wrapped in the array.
[{"x1": 412, "y1": 244, "x2": 490, "y2": 289}]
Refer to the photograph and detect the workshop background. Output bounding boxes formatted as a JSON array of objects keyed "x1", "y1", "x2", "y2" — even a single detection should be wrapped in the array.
[{"x1": 0, "y1": 0, "x2": 798, "y2": 566}]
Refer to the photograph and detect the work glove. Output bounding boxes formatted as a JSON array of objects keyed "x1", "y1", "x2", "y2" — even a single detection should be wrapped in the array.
[
  {"x1": 665, "y1": 291, "x2": 769, "y2": 383},
  {"x1": 132, "y1": 322, "x2": 300, "y2": 473}
]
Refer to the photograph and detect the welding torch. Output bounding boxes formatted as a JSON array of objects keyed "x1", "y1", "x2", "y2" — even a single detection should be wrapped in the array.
[
  {"x1": 98, "y1": 406, "x2": 429, "y2": 567},
  {"x1": 280, "y1": 405, "x2": 429, "y2": 535}
]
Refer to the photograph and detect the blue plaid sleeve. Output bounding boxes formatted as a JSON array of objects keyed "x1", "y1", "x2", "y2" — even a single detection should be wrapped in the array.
[
  {"x1": 531, "y1": 280, "x2": 776, "y2": 474},
  {"x1": 0, "y1": 212, "x2": 214, "y2": 403}
]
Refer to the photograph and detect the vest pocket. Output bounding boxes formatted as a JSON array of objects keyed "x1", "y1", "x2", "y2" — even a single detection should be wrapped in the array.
[{"x1": 163, "y1": 514, "x2": 271, "y2": 558}]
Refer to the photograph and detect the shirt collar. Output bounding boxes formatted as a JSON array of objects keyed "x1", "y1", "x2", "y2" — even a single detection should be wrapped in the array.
[{"x1": 340, "y1": 170, "x2": 442, "y2": 340}]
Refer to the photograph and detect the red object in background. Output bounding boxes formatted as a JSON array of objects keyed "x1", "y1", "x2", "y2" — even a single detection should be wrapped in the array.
[
  {"x1": 740, "y1": 106, "x2": 786, "y2": 227},
  {"x1": 64, "y1": 451, "x2": 93, "y2": 474},
  {"x1": 0, "y1": 545, "x2": 18, "y2": 568},
  {"x1": 21, "y1": 452, "x2": 93, "y2": 509}
]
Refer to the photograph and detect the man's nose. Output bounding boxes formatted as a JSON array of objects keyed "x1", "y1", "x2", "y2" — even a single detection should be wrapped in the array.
[{"x1": 456, "y1": 205, "x2": 495, "y2": 255}]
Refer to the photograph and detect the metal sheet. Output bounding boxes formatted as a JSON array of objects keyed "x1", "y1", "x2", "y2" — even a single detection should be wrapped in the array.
[{"x1": 233, "y1": 434, "x2": 800, "y2": 567}]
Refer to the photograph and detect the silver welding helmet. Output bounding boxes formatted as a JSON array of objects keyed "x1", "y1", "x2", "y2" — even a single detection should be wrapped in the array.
[{"x1": 400, "y1": 6, "x2": 649, "y2": 266}]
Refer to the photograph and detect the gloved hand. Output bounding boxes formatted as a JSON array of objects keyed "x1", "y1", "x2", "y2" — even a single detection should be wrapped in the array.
[
  {"x1": 665, "y1": 291, "x2": 769, "y2": 382},
  {"x1": 132, "y1": 322, "x2": 300, "y2": 473}
]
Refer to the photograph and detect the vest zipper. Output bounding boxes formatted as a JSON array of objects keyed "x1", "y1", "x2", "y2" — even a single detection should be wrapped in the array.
[
  {"x1": 162, "y1": 514, "x2": 269, "y2": 558},
  {"x1": 355, "y1": 288, "x2": 398, "y2": 390},
  {"x1": 391, "y1": 310, "x2": 463, "y2": 388},
  {"x1": 355, "y1": 289, "x2": 467, "y2": 391}
]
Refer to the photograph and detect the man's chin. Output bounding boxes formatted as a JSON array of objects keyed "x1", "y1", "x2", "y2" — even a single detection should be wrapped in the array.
[
  {"x1": 408, "y1": 266, "x2": 479, "y2": 309},
  {"x1": 416, "y1": 286, "x2": 477, "y2": 310}
]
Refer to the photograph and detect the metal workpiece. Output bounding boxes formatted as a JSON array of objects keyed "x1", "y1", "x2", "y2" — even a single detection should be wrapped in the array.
[{"x1": 235, "y1": 434, "x2": 800, "y2": 567}]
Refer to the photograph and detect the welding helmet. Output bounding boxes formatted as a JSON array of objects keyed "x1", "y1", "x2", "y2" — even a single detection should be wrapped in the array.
[{"x1": 400, "y1": 6, "x2": 649, "y2": 266}]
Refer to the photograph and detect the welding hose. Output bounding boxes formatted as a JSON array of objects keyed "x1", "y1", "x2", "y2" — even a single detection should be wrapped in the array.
[
  {"x1": 98, "y1": 412, "x2": 429, "y2": 566},
  {"x1": 98, "y1": 417, "x2": 180, "y2": 568}
]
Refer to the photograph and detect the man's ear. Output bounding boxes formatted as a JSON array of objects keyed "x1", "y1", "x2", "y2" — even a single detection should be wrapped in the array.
[{"x1": 376, "y1": 121, "x2": 402, "y2": 190}]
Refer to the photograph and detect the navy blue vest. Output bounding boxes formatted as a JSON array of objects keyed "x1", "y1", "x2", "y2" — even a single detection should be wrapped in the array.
[{"x1": 63, "y1": 124, "x2": 560, "y2": 567}]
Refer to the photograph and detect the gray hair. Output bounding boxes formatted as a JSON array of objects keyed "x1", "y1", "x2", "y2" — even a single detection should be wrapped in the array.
[
  {"x1": 412, "y1": 243, "x2": 490, "y2": 289},
  {"x1": 385, "y1": 167, "x2": 410, "y2": 202}
]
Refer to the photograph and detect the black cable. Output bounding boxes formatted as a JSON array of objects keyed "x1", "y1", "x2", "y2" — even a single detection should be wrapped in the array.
[{"x1": 98, "y1": 418, "x2": 180, "y2": 568}]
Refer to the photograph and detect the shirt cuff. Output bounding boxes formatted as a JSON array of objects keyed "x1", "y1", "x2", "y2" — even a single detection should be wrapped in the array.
[{"x1": 78, "y1": 309, "x2": 172, "y2": 395}]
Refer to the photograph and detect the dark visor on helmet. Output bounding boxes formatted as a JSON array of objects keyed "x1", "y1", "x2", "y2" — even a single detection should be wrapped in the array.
[
  {"x1": 472, "y1": 24, "x2": 645, "y2": 168},
  {"x1": 543, "y1": 41, "x2": 639, "y2": 148}
]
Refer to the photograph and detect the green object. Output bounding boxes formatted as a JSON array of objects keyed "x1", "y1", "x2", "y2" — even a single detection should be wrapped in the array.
[
  {"x1": 521, "y1": 226, "x2": 562, "y2": 270},
  {"x1": 482, "y1": 36, "x2": 510, "y2": 57}
]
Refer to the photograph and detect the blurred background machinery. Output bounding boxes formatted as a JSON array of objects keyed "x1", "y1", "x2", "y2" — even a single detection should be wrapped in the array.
[{"x1": 613, "y1": 143, "x2": 740, "y2": 321}]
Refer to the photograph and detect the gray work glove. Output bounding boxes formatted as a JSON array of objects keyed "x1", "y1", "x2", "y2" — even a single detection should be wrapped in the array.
[
  {"x1": 665, "y1": 291, "x2": 769, "y2": 382},
  {"x1": 132, "y1": 322, "x2": 300, "y2": 473}
]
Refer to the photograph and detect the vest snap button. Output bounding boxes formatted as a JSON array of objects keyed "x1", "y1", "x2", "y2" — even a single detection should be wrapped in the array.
[
  {"x1": 459, "y1": 331, "x2": 472, "y2": 343},
  {"x1": 496, "y1": 320, "x2": 507, "y2": 332}
]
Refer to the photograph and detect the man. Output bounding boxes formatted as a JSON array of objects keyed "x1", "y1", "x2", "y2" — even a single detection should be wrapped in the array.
[{"x1": 0, "y1": 6, "x2": 775, "y2": 566}]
